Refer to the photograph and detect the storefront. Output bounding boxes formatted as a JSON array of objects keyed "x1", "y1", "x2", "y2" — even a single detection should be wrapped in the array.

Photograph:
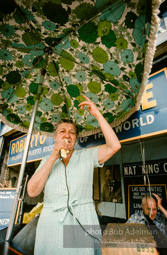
[
  {"x1": 119, "y1": 68, "x2": 167, "y2": 219},
  {"x1": 2, "y1": 68, "x2": 166, "y2": 224}
]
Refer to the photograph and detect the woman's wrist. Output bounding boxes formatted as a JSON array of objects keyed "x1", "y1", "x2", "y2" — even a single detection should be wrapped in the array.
[{"x1": 49, "y1": 152, "x2": 59, "y2": 162}]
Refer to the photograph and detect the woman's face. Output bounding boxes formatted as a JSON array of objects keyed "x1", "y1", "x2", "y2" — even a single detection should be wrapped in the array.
[{"x1": 54, "y1": 122, "x2": 77, "y2": 151}]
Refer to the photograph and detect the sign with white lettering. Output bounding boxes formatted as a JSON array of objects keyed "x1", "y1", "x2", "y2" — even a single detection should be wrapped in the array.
[
  {"x1": 0, "y1": 189, "x2": 16, "y2": 230},
  {"x1": 128, "y1": 184, "x2": 166, "y2": 218},
  {"x1": 8, "y1": 134, "x2": 55, "y2": 166},
  {"x1": 123, "y1": 160, "x2": 167, "y2": 177},
  {"x1": 113, "y1": 69, "x2": 167, "y2": 141},
  {"x1": 7, "y1": 132, "x2": 88, "y2": 166}
]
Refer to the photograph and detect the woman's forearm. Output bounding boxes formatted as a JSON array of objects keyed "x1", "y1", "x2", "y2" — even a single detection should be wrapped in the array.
[
  {"x1": 95, "y1": 111, "x2": 121, "y2": 164},
  {"x1": 95, "y1": 111, "x2": 121, "y2": 150},
  {"x1": 78, "y1": 95, "x2": 121, "y2": 164},
  {"x1": 27, "y1": 155, "x2": 58, "y2": 197}
]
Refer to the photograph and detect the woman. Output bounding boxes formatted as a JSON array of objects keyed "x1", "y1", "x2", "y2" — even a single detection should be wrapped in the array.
[{"x1": 27, "y1": 95, "x2": 121, "y2": 255}]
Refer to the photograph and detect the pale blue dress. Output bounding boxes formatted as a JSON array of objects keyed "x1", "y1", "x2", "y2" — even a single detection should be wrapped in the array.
[{"x1": 34, "y1": 147, "x2": 103, "y2": 255}]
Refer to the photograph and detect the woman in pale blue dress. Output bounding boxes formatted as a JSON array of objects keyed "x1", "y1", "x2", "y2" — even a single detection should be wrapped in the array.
[{"x1": 27, "y1": 95, "x2": 121, "y2": 255}]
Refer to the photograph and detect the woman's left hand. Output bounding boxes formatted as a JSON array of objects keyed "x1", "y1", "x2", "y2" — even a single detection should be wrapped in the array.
[
  {"x1": 79, "y1": 95, "x2": 121, "y2": 165},
  {"x1": 78, "y1": 95, "x2": 100, "y2": 117}
]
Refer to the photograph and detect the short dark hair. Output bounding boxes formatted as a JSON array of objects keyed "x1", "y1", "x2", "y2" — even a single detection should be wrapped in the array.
[{"x1": 55, "y1": 119, "x2": 78, "y2": 136}]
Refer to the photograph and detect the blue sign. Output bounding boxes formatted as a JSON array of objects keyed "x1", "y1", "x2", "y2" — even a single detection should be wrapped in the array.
[
  {"x1": 113, "y1": 68, "x2": 167, "y2": 141},
  {"x1": 8, "y1": 134, "x2": 55, "y2": 166},
  {"x1": 0, "y1": 189, "x2": 16, "y2": 230}
]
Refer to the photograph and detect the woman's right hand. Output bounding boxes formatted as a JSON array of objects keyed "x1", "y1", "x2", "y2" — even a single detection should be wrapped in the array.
[{"x1": 50, "y1": 139, "x2": 69, "y2": 160}]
